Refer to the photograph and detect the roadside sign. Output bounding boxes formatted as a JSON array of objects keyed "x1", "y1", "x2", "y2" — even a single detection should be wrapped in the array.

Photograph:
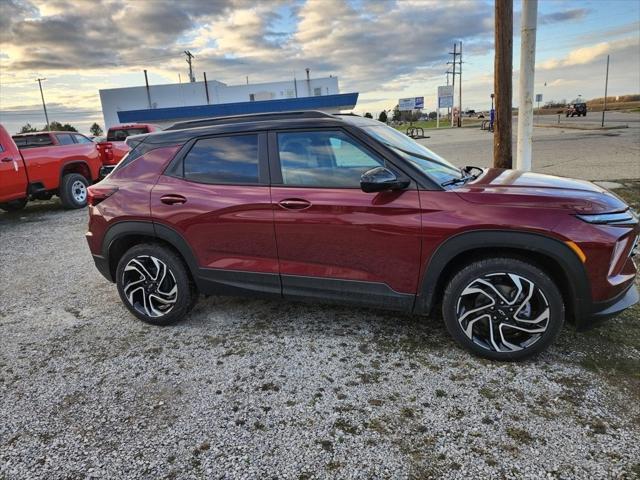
[
  {"x1": 437, "y1": 85, "x2": 454, "y2": 108},
  {"x1": 535, "y1": 93, "x2": 543, "y2": 103},
  {"x1": 399, "y1": 97, "x2": 424, "y2": 111}
]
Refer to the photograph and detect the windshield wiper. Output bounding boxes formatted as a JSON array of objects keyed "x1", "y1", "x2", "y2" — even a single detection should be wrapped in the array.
[
  {"x1": 440, "y1": 174, "x2": 474, "y2": 187},
  {"x1": 383, "y1": 143, "x2": 461, "y2": 172}
]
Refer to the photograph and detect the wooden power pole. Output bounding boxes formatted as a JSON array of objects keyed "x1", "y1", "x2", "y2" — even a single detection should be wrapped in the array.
[{"x1": 493, "y1": 0, "x2": 513, "y2": 168}]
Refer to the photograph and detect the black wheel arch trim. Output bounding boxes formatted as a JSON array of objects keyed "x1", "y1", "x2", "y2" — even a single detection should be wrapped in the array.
[
  {"x1": 100, "y1": 220, "x2": 201, "y2": 284},
  {"x1": 414, "y1": 229, "x2": 592, "y2": 322}
]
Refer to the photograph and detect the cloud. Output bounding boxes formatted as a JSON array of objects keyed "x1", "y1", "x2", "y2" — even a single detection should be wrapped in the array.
[{"x1": 539, "y1": 8, "x2": 590, "y2": 25}]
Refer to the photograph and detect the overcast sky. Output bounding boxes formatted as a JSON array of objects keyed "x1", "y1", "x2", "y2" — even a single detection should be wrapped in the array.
[{"x1": 1, "y1": 0, "x2": 639, "y2": 134}]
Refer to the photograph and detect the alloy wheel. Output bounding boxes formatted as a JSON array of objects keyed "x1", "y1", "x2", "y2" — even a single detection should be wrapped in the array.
[
  {"x1": 455, "y1": 272, "x2": 550, "y2": 353},
  {"x1": 122, "y1": 255, "x2": 178, "y2": 317}
]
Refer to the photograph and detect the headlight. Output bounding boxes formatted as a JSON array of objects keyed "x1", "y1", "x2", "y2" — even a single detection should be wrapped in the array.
[{"x1": 576, "y1": 209, "x2": 638, "y2": 226}]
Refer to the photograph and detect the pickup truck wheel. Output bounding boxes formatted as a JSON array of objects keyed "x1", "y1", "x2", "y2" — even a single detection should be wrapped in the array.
[
  {"x1": 442, "y1": 258, "x2": 564, "y2": 361},
  {"x1": 0, "y1": 198, "x2": 27, "y2": 212},
  {"x1": 59, "y1": 173, "x2": 89, "y2": 209},
  {"x1": 116, "y1": 243, "x2": 197, "y2": 326}
]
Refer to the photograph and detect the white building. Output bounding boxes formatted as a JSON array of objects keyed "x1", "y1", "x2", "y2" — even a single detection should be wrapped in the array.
[{"x1": 99, "y1": 76, "x2": 356, "y2": 128}]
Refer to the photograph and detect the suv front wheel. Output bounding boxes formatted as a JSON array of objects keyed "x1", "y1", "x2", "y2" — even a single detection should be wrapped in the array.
[
  {"x1": 116, "y1": 243, "x2": 197, "y2": 325},
  {"x1": 442, "y1": 258, "x2": 564, "y2": 360}
]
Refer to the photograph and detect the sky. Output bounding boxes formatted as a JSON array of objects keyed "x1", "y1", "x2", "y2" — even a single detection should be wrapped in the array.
[{"x1": 0, "y1": 0, "x2": 639, "y2": 134}]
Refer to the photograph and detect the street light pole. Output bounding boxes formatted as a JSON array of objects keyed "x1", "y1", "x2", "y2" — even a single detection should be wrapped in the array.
[{"x1": 36, "y1": 78, "x2": 50, "y2": 131}]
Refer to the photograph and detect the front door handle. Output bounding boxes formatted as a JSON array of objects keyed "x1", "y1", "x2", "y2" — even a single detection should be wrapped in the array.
[
  {"x1": 160, "y1": 194, "x2": 187, "y2": 205},
  {"x1": 1, "y1": 156, "x2": 14, "y2": 163},
  {"x1": 278, "y1": 198, "x2": 312, "y2": 210}
]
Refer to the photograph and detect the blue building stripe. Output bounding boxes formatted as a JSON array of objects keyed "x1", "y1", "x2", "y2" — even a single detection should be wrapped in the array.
[{"x1": 117, "y1": 92, "x2": 359, "y2": 123}]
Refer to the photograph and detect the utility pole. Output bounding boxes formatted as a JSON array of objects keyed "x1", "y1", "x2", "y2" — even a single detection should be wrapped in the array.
[
  {"x1": 447, "y1": 43, "x2": 459, "y2": 128},
  {"x1": 184, "y1": 50, "x2": 195, "y2": 82},
  {"x1": 601, "y1": 54, "x2": 610, "y2": 128},
  {"x1": 36, "y1": 78, "x2": 50, "y2": 131},
  {"x1": 458, "y1": 41, "x2": 462, "y2": 127},
  {"x1": 493, "y1": 0, "x2": 513, "y2": 168},
  {"x1": 516, "y1": 0, "x2": 538, "y2": 171},
  {"x1": 143, "y1": 69, "x2": 152, "y2": 109}
]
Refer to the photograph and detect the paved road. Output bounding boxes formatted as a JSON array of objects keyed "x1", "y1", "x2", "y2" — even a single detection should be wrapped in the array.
[{"x1": 419, "y1": 111, "x2": 640, "y2": 181}]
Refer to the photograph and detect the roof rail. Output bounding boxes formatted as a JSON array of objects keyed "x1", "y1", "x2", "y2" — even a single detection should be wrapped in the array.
[{"x1": 165, "y1": 110, "x2": 336, "y2": 131}]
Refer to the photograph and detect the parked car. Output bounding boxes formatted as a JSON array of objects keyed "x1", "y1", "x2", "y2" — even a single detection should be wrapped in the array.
[
  {"x1": 97, "y1": 124, "x2": 160, "y2": 176},
  {"x1": 85, "y1": 111, "x2": 639, "y2": 360},
  {"x1": 464, "y1": 109, "x2": 476, "y2": 117},
  {"x1": 1, "y1": 126, "x2": 102, "y2": 211},
  {"x1": 566, "y1": 102, "x2": 587, "y2": 117}
]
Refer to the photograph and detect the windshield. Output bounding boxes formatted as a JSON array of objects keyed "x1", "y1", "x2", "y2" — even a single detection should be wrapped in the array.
[{"x1": 362, "y1": 124, "x2": 463, "y2": 185}]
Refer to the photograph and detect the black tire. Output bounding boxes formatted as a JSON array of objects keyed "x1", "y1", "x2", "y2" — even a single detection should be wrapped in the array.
[
  {"x1": 0, "y1": 198, "x2": 27, "y2": 212},
  {"x1": 116, "y1": 243, "x2": 197, "y2": 326},
  {"x1": 59, "y1": 173, "x2": 89, "y2": 209},
  {"x1": 442, "y1": 257, "x2": 564, "y2": 361}
]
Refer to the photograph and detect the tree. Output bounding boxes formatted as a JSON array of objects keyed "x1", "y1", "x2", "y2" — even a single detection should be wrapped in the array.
[
  {"x1": 90, "y1": 123, "x2": 103, "y2": 136},
  {"x1": 392, "y1": 105, "x2": 401, "y2": 121},
  {"x1": 428, "y1": 111, "x2": 437, "y2": 120},
  {"x1": 364, "y1": 112, "x2": 373, "y2": 119},
  {"x1": 46, "y1": 121, "x2": 78, "y2": 132},
  {"x1": 19, "y1": 123, "x2": 38, "y2": 133},
  {"x1": 378, "y1": 110, "x2": 388, "y2": 123}
]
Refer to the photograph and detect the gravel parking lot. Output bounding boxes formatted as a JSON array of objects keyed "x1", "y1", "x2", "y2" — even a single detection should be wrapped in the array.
[{"x1": 1, "y1": 179, "x2": 639, "y2": 478}]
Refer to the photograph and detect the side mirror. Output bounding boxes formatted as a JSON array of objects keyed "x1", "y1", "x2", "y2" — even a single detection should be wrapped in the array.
[{"x1": 360, "y1": 167, "x2": 410, "y2": 193}]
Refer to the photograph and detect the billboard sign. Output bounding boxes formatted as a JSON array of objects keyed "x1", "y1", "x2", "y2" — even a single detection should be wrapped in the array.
[
  {"x1": 535, "y1": 93, "x2": 543, "y2": 103},
  {"x1": 438, "y1": 85, "x2": 454, "y2": 109},
  {"x1": 399, "y1": 96, "x2": 424, "y2": 111}
]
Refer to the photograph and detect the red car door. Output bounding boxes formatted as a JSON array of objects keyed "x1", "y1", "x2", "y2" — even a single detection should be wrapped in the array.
[
  {"x1": 269, "y1": 128, "x2": 422, "y2": 310},
  {"x1": 0, "y1": 126, "x2": 28, "y2": 203},
  {"x1": 151, "y1": 132, "x2": 280, "y2": 295}
]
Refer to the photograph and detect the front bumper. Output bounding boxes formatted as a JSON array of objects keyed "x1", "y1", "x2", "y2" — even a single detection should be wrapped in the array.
[{"x1": 579, "y1": 283, "x2": 639, "y2": 330}]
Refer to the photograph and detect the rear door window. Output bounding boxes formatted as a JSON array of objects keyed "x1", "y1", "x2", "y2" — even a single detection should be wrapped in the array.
[
  {"x1": 183, "y1": 134, "x2": 260, "y2": 185},
  {"x1": 72, "y1": 134, "x2": 93, "y2": 144},
  {"x1": 55, "y1": 134, "x2": 75, "y2": 145}
]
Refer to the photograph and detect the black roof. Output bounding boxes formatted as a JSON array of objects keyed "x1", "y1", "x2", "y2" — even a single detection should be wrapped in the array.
[{"x1": 139, "y1": 111, "x2": 379, "y2": 146}]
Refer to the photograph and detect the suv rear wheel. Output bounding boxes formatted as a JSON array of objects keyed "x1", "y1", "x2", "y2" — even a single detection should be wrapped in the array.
[
  {"x1": 442, "y1": 258, "x2": 564, "y2": 360},
  {"x1": 116, "y1": 243, "x2": 197, "y2": 325},
  {"x1": 59, "y1": 173, "x2": 89, "y2": 209}
]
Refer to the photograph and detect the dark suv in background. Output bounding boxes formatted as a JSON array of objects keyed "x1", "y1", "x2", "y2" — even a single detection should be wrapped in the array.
[
  {"x1": 86, "y1": 111, "x2": 638, "y2": 360},
  {"x1": 566, "y1": 102, "x2": 588, "y2": 117}
]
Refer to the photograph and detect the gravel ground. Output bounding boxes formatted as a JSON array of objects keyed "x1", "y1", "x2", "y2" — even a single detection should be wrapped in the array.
[{"x1": 1, "y1": 185, "x2": 639, "y2": 480}]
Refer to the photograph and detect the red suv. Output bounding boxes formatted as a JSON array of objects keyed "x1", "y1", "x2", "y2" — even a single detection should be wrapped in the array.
[{"x1": 86, "y1": 111, "x2": 639, "y2": 360}]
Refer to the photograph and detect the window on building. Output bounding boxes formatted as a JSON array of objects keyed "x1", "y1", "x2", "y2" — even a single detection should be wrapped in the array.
[
  {"x1": 183, "y1": 134, "x2": 260, "y2": 185},
  {"x1": 314, "y1": 87, "x2": 322, "y2": 96},
  {"x1": 277, "y1": 130, "x2": 383, "y2": 188}
]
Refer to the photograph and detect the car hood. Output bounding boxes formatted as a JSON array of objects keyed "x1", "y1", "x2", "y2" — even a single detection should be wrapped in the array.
[{"x1": 454, "y1": 168, "x2": 627, "y2": 213}]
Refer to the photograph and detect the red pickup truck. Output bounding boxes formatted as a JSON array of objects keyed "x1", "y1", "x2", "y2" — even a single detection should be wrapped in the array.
[
  {"x1": 0, "y1": 125, "x2": 102, "y2": 211},
  {"x1": 97, "y1": 124, "x2": 159, "y2": 175}
]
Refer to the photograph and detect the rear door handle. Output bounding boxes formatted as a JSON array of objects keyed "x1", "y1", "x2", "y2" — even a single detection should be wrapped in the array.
[
  {"x1": 1, "y1": 156, "x2": 14, "y2": 163},
  {"x1": 278, "y1": 198, "x2": 312, "y2": 210},
  {"x1": 160, "y1": 194, "x2": 187, "y2": 205}
]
